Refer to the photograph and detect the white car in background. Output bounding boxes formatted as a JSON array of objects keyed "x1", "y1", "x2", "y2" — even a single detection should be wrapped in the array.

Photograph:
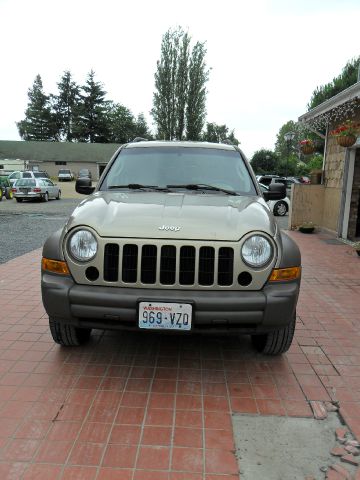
[
  {"x1": 58, "y1": 169, "x2": 74, "y2": 181},
  {"x1": 260, "y1": 183, "x2": 290, "y2": 216}
]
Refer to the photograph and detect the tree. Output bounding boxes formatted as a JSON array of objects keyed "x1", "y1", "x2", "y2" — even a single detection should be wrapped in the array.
[
  {"x1": 202, "y1": 122, "x2": 239, "y2": 145},
  {"x1": 107, "y1": 102, "x2": 136, "y2": 143},
  {"x1": 73, "y1": 70, "x2": 110, "y2": 143},
  {"x1": 250, "y1": 149, "x2": 278, "y2": 174},
  {"x1": 308, "y1": 56, "x2": 360, "y2": 110},
  {"x1": 186, "y1": 41, "x2": 209, "y2": 140},
  {"x1": 51, "y1": 71, "x2": 80, "y2": 142},
  {"x1": 151, "y1": 27, "x2": 209, "y2": 140},
  {"x1": 274, "y1": 120, "x2": 301, "y2": 160},
  {"x1": 134, "y1": 113, "x2": 152, "y2": 140},
  {"x1": 17, "y1": 74, "x2": 57, "y2": 141}
]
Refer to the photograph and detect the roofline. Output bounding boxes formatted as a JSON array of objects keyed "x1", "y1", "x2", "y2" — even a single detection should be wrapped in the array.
[{"x1": 298, "y1": 81, "x2": 360, "y2": 123}]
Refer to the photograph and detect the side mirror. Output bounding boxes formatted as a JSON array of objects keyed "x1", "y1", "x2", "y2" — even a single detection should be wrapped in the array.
[
  {"x1": 75, "y1": 178, "x2": 95, "y2": 195},
  {"x1": 263, "y1": 183, "x2": 286, "y2": 201}
]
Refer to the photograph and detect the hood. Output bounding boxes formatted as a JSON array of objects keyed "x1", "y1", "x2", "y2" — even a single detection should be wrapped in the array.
[{"x1": 66, "y1": 191, "x2": 276, "y2": 241}]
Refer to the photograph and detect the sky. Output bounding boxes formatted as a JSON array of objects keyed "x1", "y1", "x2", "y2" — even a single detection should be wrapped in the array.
[{"x1": 0, "y1": 0, "x2": 359, "y2": 158}]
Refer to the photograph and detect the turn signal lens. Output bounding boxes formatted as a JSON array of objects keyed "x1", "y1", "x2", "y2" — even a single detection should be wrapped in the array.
[
  {"x1": 42, "y1": 258, "x2": 70, "y2": 275},
  {"x1": 269, "y1": 267, "x2": 301, "y2": 282}
]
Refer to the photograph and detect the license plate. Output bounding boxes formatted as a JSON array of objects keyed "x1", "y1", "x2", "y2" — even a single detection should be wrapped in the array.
[{"x1": 138, "y1": 302, "x2": 192, "y2": 330}]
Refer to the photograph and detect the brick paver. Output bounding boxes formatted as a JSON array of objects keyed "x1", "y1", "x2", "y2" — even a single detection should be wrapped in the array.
[{"x1": 0, "y1": 230, "x2": 359, "y2": 478}]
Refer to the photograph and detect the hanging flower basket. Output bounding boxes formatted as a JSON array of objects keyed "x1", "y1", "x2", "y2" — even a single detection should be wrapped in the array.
[
  {"x1": 300, "y1": 144, "x2": 315, "y2": 155},
  {"x1": 330, "y1": 121, "x2": 359, "y2": 148},
  {"x1": 299, "y1": 139, "x2": 315, "y2": 155},
  {"x1": 336, "y1": 135, "x2": 356, "y2": 148}
]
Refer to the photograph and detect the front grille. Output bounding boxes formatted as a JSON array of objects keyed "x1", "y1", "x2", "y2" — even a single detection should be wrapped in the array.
[{"x1": 103, "y1": 243, "x2": 234, "y2": 287}]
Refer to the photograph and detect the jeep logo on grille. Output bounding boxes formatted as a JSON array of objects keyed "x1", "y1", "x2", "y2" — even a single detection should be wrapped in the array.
[{"x1": 158, "y1": 225, "x2": 181, "y2": 231}]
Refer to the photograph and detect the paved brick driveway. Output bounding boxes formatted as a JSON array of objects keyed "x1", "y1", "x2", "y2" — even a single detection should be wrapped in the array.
[{"x1": 0, "y1": 231, "x2": 359, "y2": 479}]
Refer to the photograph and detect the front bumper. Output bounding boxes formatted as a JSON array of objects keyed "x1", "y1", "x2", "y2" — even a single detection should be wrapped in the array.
[{"x1": 41, "y1": 272, "x2": 300, "y2": 334}]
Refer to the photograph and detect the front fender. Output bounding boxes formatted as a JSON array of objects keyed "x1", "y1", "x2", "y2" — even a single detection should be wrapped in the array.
[
  {"x1": 42, "y1": 228, "x2": 65, "y2": 261},
  {"x1": 278, "y1": 232, "x2": 301, "y2": 268}
]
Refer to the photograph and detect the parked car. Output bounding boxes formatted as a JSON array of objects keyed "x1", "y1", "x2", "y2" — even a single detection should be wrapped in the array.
[
  {"x1": 0, "y1": 175, "x2": 14, "y2": 200},
  {"x1": 58, "y1": 169, "x2": 74, "y2": 181},
  {"x1": 7, "y1": 170, "x2": 49, "y2": 186},
  {"x1": 77, "y1": 168, "x2": 92, "y2": 180},
  {"x1": 13, "y1": 178, "x2": 61, "y2": 202},
  {"x1": 259, "y1": 183, "x2": 290, "y2": 216},
  {"x1": 41, "y1": 141, "x2": 301, "y2": 355},
  {"x1": 256, "y1": 175, "x2": 280, "y2": 185}
]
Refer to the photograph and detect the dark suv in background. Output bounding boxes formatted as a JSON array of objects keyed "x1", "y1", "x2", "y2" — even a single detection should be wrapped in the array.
[
  {"x1": 77, "y1": 168, "x2": 92, "y2": 180},
  {"x1": 0, "y1": 175, "x2": 13, "y2": 200}
]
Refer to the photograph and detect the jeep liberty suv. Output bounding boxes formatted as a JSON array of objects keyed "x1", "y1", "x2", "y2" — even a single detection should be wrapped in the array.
[{"x1": 41, "y1": 141, "x2": 301, "y2": 355}]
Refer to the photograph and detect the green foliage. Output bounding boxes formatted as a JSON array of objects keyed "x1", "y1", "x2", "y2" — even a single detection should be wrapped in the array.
[
  {"x1": 186, "y1": 41, "x2": 209, "y2": 140},
  {"x1": 250, "y1": 149, "x2": 278, "y2": 174},
  {"x1": 151, "y1": 27, "x2": 209, "y2": 140},
  {"x1": 306, "y1": 154, "x2": 323, "y2": 172},
  {"x1": 307, "y1": 56, "x2": 360, "y2": 110},
  {"x1": 51, "y1": 71, "x2": 80, "y2": 142},
  {"x1": 133, "y1": 113, "x2": 153, "y2": 140},
  {"x1": 73, "y1": 70, "x2": 110, "y2": 143},
  {"x1": 202, "y1": 122, "x2": 239, "y2": 145},
  {"x1": 107, "y1": 102, "x2": 136, "y2": 144},
  {"x1": 17, "y1": 74, "x2": 58, "y2": 141}
]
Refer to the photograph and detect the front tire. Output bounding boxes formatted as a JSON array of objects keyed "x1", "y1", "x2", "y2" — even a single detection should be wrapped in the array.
[
  {"x1": 49, "y1": 318, "x2": 92, "y2": 346},
  {"x1": 273, "y1": 200, "x2": 288, "y2": 216},
  {"x1": 251, "y1": 315, "x2": 296, "y2": 355},
  {"x1": 56, "y1": 190, "x2": 61, "y2": 200}
]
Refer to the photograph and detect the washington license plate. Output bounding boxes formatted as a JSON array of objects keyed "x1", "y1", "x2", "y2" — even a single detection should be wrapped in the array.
[{"x1": 138, "y1": 302, "x2": 192, "y2": 330}]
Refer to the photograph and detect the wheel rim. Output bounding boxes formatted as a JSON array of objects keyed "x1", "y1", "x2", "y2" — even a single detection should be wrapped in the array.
[{"x1": 275, "y1": 202, "x2": 287, "y2": 216}]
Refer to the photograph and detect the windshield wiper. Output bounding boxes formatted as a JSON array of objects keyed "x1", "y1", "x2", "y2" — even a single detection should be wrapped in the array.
[
  {"x1": 166, "y1": 183, "x2": 238, "y2": 196},
  {"x1": 108, "y1": 184, "x2": 170, "y2": 192}
]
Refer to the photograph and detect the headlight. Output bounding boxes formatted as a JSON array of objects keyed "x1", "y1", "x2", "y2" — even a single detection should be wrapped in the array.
[
  {"x1": 241, "y1": 235, "x2": 273, "y2": 268},
  {"x1": 68, "y1": 230, "x2": 97, "y2": 262}
]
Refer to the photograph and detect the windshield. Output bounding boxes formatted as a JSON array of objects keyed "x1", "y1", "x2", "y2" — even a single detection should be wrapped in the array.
[
  {"x1": 59, "y1": 169, "x2": 70, "y2": 174},
  {"x1": 100, "y1": 147, "x2": 256, "y2": 195},
  {"x1": 16, "y1": 179, "x2": 36, "y2": 187}
]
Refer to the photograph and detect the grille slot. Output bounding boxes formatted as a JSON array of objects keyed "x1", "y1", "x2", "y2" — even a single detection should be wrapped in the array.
[
  {"x1": 160, "y1": 245, "x2": 176, "y2": 285},
  {"x1": 198, "y1": 246, "x2": 215, "y2": 285},
  {"x1": 122, "y1": 244, "x2": 138, "y2": 283},
  {"x1": 179, "y1": 246, "x2": 196, "y2": 285},
  {"x1": 141, "y1": 245, "x2": 157, "y2": 284},
  {"x1": 103, "y1": 244, "x2": 119, "y2": 281},
  {"x1": 218, "y1": 247, "x2": 234, "y2": 285}
]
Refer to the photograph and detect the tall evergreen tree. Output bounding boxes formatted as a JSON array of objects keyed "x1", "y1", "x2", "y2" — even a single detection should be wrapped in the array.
[
  {"x1": 52, "y1": 71, "x2": 80, "y2": 142},
  {"x1": 186, "y1": 41, "x2": 209, "y2": 140},
  {"x1": 202, "y1": 122, "x2": 239, "y2": 145},
  {"x1": 151, "y1": 27, "x2": 209, "y2": 140},
  {"x1": 107, "y1": 102, "x2": 136, "y2": 143},
  {"x1": 134, "y1": 113, "x2": 152, "y2": 140},
  {"x1": 17, "y1": 74, "x2": 57, "y2": 141},
  {"x1": 307, "y1": 56, "x2": 360, "y2": 110},
  {"x1": 73, "y1": 70, "x2": 110, "y2": 143}
]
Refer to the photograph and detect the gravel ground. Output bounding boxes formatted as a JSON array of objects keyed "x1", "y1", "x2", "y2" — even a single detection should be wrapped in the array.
[
  {"x1": 0, "y1": 198, "x2": 81, "y2": 263},
  {"x1": 0, "y1": 183, "x2": 289, "y2": 263}
]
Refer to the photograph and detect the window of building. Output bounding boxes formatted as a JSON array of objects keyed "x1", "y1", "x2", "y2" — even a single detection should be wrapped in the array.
[{"x1": 55, "y1": 161, "x2": 67, "y2": 165}]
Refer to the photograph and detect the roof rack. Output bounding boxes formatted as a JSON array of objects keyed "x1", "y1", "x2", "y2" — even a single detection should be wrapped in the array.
[{"x1": 132, "y1": 137, "x2": 149, "y2": 143}]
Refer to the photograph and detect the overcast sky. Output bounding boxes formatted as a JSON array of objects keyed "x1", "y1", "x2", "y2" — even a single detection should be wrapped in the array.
[{"x1": 1, "y1": 0, "x2": 359, "y2": 157}]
